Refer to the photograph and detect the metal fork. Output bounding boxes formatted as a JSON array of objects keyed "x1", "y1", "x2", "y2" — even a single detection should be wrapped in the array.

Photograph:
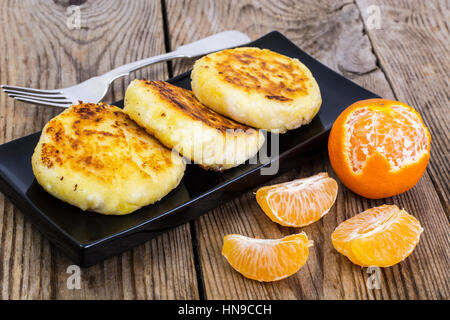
[{"x1": 1, "y1": 31, "x2": 250, "y2": 108}]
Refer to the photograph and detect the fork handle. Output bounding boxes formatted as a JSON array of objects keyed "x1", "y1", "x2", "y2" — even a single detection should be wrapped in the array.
[
  {"x1": 98, "y1": 51, "x2": 185, "y2": 84},
  {"x1": 97, "y1": 31, "x2": 251, "y2": 84}
]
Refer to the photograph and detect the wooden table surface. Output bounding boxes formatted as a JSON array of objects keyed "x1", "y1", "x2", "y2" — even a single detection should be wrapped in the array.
[{"x1": 0, "y1": 0, "x2": 448, "y2": 300}]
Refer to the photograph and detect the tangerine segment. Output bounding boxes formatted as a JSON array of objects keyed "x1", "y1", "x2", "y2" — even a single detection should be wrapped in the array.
[
  {"x1": 256, "y1": 173, "x2": 338, "y2": 227},
  {"x1": 328, "y1": 99, "x2": 431, "y2": 199},
  {"x1": 332, "y1": 205, "x2": 423, "y2": 267},
  {"x1": 222, "y1": 233, "x2": 313, "y2": 282}
]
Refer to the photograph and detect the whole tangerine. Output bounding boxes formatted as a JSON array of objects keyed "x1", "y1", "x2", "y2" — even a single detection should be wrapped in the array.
[{"x1": 328, "y1": 98, "x2": 431, "y2": 199}]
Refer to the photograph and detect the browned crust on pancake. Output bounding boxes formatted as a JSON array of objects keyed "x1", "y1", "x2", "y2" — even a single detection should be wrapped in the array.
[
  {"x1": 40, "y1": 102, "x2": 173, "y2": 183},
  {"x1": 205, "y1": 48, "x2": 310, "y2": 102},
  {"x1": 142, "y1": 80, "x2": 254, "y2": 132}
]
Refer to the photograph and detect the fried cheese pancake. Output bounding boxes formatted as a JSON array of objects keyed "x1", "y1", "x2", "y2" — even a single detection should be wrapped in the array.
[
  {"x1": 124, "y1": 80, "x2": 265, "y2": 171},
  {"x1": 32, "y1": 102, "x2": 185, "y2": 215},
  {"x1": 191, "y1": 47, "x2": 322, "y2": 133}
]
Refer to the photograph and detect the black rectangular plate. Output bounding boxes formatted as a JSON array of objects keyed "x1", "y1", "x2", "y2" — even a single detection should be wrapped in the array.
[{"x1": 0, "y1": 31, "x2": 379, "y2": 267}]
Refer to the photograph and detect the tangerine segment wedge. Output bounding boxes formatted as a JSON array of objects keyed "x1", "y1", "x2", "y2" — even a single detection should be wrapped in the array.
[
  {"x1": 222, "y1": 233, "x2": 313, "y2": 282},
  {"x1": 256, "y1": 173, "x2": 338, "y2": 227},
  {"x1": 332, "y1": 205, "x2": 423, "y2": 267}
]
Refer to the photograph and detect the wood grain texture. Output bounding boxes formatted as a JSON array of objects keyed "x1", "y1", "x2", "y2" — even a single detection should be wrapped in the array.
[
  {"x1": 0, "y1": 0, "x2": 198, "y2": 300},
  {"x1": 166, "y1": 0, "x2": 450, "y2": 299},
  {"x1": 356, "y1": 0, "x2": 450, "y2": 214},
  {"x1": 0, "y1": 0, "x2": 448, "y2": 300}
]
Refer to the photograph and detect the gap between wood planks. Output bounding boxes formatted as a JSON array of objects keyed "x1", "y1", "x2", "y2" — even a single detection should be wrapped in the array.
[
  {"x1": 159, "y1": 0, "x2": 446, "y2": 300},
  {"x1": 353, "y1": 0, "x2": 448, "y2": 214},
  {"x1": 160, "y1": 0, "x2": 207, "y2": 300}
]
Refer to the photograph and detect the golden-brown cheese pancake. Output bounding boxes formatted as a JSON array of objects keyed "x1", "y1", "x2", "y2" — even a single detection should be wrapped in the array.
[
  {"x1": 32, "y1": 102, "x2": 185, "y2": 215},
  {"x1": 191, "y1": 47, "x2": 322, "y2": 133},
  {"x1": 124, "y1": 80, "x2": 265, "y2": 170}
]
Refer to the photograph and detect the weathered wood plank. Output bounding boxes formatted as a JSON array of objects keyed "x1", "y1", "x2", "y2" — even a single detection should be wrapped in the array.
[
  {"x1": 356, "y1": 0, "x2": 450, "y2": 213},
  {"x1": 1, "y1": 0, "x2": 447, "y2": 300},
  {"x1": 0, "y1": 0, "x2": 198, "y2": 299},
  {"x1": 166, "y1": 0, "x2": 449, "y2": 299}
]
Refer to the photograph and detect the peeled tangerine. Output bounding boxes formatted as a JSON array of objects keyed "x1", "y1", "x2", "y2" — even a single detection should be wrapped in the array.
[
  {"x1": 332, "y1": 205, "x2": 423, "y2": 267},
  {"x1": 222, "y1": 233, "x2": 313, "y2": 282},
  {"x1": 256, "y1": 173, "x2": 338, "y2": 227},
  {"x1": 328, "y1": 98, "x2": 431, "y2": 199}
]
